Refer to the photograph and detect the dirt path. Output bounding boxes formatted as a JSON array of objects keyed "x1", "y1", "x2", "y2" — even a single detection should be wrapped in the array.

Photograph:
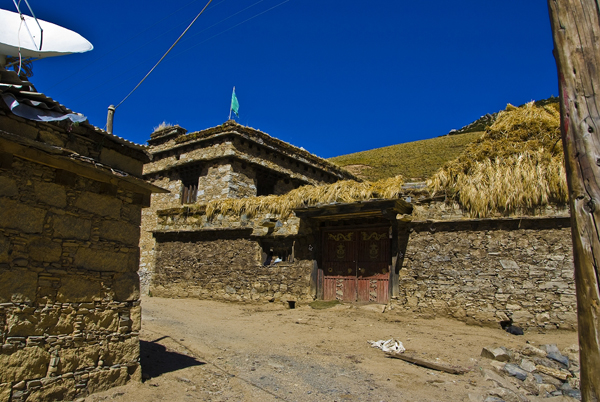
[{"x1": 84, "y1": 296, "x2": 578, "y2": 402}]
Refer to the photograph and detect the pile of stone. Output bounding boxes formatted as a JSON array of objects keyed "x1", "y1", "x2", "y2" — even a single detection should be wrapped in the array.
[{"x1": 478, "y1": 343, "x2": 580, "y2": 401}]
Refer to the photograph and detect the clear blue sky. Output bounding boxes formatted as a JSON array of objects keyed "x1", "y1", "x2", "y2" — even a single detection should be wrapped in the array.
[{"x1": 3, "y1": 0, "x2": 557, "y2": 158}]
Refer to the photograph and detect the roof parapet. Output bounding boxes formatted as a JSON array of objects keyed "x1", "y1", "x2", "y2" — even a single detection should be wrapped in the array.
[{"x1": 148, "y1": 125, "x2": 188, "y2": 146}]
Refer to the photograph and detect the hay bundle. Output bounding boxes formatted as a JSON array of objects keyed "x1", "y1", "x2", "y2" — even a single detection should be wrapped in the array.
[
  {"x1": 429, "y1": 101, "x2": 568, "y2": 217},
  {"x1": 205, "y1": 175, "x2": 405, "y2": 219}
]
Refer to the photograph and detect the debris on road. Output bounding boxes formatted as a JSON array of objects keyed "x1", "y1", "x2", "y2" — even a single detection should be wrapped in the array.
[
  {"x1": 385, "y1": 351, "x2": 470, "y2": 375},
  {"x1": 368, "y1": 338, "x2": 405, "y2": 353}
]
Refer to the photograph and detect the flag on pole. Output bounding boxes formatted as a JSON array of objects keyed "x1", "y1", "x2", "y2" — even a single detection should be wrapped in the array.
[{"x1": 230, "y1": 87, "x2": 239, "y2": 118}]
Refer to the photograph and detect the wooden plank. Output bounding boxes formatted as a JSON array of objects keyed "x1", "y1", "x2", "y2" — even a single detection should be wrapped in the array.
[
  {"x1": 385, "y1": 352, "x2": 470, "y2": 375},
  {"x1": 357, "y1": 278, "x2": 370, "y2": 302},
  {"x1": 390, "y1": 222, "x2": 399, "y2": 299},
  {"x1": 310, "y1": 260, "x2": 318, "y2": 299},
  {"x1": 295, "y1": 199, "x2": 412, "y2": 220},
  {"x1": 323, "y1": 277, "x2": 336, "y2": 300},
  {"x1": 317, "y1": 268, "x2": 324, "y2": 300},
  {"x1": 342, "y1": 278, "x2": 357, "y2": 302},
  {"x1": 377, "y1": 279, "x2": 389, "y2": 303},
  {"x1": 548, "y1": 1, "x2": 600, "y2": 399}
]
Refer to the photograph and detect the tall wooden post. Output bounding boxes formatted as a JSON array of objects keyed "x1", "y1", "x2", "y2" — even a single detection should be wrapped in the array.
[{"x1": 548, "y1": 1, "x2": 600, "y2": 400}]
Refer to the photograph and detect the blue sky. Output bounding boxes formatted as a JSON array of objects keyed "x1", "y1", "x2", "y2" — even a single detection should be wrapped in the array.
[{"x1": 2, "y1": 1, "x2": 557, "y2": 158}]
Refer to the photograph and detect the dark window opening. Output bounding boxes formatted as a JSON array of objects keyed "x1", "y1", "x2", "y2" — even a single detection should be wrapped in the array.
[
  {"x1": 181, "y1": 173, "x2": 199, "y2": 204},
  {"x1": 181, "y1": 180, "x2": 197, "y2": 204},
  {"x1": 256, "y1": 175, "x2": 277, "y2": 196},
  {"x1": 260, "y1": 241, "x2": 295, "y2": 265}
]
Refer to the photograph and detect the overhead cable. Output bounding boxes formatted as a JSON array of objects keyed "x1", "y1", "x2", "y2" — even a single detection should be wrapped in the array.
[
  {"x1": 72, "y1": 0, "x2": 292, "y2": 105},
  {"x1": 48, "y1": 0, "x2": 220, "y2": 92},
  {"x1": 171, "y1": 0, "x2": 291, "y2": 58},
  {"x1": 115, "y1": 0, "x2": 213, "y2": 109}
]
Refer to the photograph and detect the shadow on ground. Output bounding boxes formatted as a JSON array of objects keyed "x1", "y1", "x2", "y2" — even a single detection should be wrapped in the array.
[{"x1": 140, "y1": 339, "x2": 205, "y2": 380}]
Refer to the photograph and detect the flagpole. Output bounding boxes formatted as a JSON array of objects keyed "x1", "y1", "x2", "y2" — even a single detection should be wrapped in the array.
[{"x1": 229, "y1": 86, "x2": 235, "y2": 120}]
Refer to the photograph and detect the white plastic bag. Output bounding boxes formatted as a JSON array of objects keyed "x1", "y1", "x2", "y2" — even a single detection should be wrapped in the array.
[{"x1": 368, "y1": 338, "x2": 405, "y2": 353}]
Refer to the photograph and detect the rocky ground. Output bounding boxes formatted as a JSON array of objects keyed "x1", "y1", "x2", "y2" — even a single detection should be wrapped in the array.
[{"x1": 81, "y1": 296, "x2": 580, "y2": 402}]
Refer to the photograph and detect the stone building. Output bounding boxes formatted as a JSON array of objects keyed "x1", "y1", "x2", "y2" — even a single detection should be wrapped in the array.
[
  {"x1": 139, "y1": 120, "x2": 356, "y2": 292},
  {"x1": 141, "y1": 120, "x2": 576, "y2": 331},
  {"x1": 0, "y1": 68, "x2": 165, "y2": 401}
]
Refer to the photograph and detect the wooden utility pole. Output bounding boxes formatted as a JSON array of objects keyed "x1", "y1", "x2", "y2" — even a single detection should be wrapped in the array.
[{"x1": 548, "y1": 1, "x2": 600, "y2": 400}]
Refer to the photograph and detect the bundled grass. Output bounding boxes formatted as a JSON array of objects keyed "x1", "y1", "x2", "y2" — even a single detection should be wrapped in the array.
[
  {"x1": 153, "y1": 121, "x2": 173, "y2": 132},
  {"x1": 429, "y1": 101, "x2": 567, "y2": 217},
  {"x1": 205, "y1": 175, "x2": 405, "y2": 219}
]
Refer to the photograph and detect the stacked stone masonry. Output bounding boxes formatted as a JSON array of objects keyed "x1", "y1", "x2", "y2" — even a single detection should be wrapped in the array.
[
  {"x1": 146, "y1": 190, "x2": 576, "y2": 331},
  {"x1": 397, "y1": 218, "x2": 576, "y2": 330},
  {"x1": 0, "y1": 108, "x2": 153, "y2": 401},
  {"x1": 152, "y1": 237, "x2": 313, "y2": 302}
]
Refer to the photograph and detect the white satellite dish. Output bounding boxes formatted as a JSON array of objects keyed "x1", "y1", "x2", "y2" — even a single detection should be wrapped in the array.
[{"x1": 0, "y1": 8, "x2": 93, "y2": 60}]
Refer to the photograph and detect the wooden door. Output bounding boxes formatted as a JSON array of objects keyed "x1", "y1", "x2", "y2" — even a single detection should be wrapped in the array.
[
  {"x1": 357, "y1": 228, "x2": 390, "y2": 303},
  {"x1": 322, "y1": 229, "x2": 356, "y2": 302},
  {"x1": 322, "y1": 226, "x2": 390, "y2": 303}
]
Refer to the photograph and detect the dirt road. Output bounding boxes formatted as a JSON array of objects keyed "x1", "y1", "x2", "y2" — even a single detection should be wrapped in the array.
[{"x1": 84, "y1": 296, "x2": 578, "y2": 402}]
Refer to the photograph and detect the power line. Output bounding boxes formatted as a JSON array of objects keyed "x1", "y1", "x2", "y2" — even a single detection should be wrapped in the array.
[
  {"x1": 71, "y1": 0, "x2": 293, "y2": 106},
  {"x1": 62, "y1": 0, "x2": 251, "y2": 98},
  {"x1": 46, "y1": 0, "x2": 219, "y2": 92},
  {"x1": 171, "y1": 0, "x2": 267, "y2": 47},
  {"x1": 170, "y1": 0, "x2": 291, "y2": 58},
  {"x1": 115, "y1": 0, "x2": 214, "y2": 109}
]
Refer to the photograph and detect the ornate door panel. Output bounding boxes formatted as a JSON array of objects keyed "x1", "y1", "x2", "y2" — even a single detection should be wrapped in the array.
[
  {"x1": 322, "y1": 227, "x2": 390, "y2": 303},
  {"x1": 357, "y1": 228, "x2": 390, "y2": 303},
  {"x1": 322, "y1": 229, "x2": 356, "y2": 301}
]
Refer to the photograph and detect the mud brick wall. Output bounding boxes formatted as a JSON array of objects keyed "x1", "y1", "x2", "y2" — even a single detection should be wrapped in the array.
[
  {"x1": 395, "y1": 218, "x2": 576, "y2": 330},
  {"x1": 151, "y1": 235, "x2": 314, "y2": 302},
  {"x1": 0, "y1": 156, "x2": 143, "y2": 401}
]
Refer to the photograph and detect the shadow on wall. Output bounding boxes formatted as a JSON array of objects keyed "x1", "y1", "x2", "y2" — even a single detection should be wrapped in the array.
[{"x1": 140, "y1": 339, "x2": 205, "y2": 380}]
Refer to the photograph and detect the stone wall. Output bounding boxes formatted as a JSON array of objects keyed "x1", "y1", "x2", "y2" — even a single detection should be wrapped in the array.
[
  {"x1": 0, "y1": 155, "x2": 144, "y2": 400},
  {"x1": 142, "y1": 181, "x2": 576, "y2": 330},
  {"x1": 0, "y1": 110, "x2": 148, "y2": 179},
  {"x1": 196, "y1": 161, "x2": 257, "y2": 202},
  {"x1": 410, "y1": 199, "x2": 570, "y2": 221},
  {"x1": 139, "y1": 177, "x2": 181, "y2": 293},
  {"x1": 395, "y1": 217, "x2": 576, "y2": 330},
  {"x1": 138, "y1": 181, "x2": 306, "y2": 293},
  {"x1": 151, "y1": 233, "x2": 314, "y2": 302}
]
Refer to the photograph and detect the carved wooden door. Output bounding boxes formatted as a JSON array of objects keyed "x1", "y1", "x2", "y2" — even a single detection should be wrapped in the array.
[
  {"x1": 357, "y1": 228, "x2": 390, "y2": 303},
  {"x1": 322, "y1": 229, "x2": 357, "y2": 302},
  {"x1": 322, "y1": 227, "x2": 389, "y2": 303}
]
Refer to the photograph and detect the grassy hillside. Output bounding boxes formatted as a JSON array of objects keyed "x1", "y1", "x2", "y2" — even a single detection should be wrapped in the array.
[{"x1": 329, "y1": 131, "x2": 483, "y2": 182}]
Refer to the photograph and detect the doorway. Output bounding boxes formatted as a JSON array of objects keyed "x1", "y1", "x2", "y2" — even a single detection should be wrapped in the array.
[{"x1": 320, "y1": 226, "x2": 390, "y2": 303}]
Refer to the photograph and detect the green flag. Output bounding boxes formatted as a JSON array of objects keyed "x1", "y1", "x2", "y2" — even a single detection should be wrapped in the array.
[{"x1": 231, "y1": 87, "x2": 239, "y2": 118}]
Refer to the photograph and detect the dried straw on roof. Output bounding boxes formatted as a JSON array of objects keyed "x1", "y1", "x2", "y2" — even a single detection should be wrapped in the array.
[
  {"x1": 429, "y1": 101, "x2": 567, "y2": 217},
  {"x1": 205, "y1": 175, "x2": 405, "y2": 219}
]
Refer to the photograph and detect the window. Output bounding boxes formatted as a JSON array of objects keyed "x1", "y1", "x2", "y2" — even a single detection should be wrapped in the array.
[
  {"x1": 256, "y1": 176, "x2": 276, "y2": 196},
  {"x1": 181, "y1": 176, "x2": 198, "y2": 204}
]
